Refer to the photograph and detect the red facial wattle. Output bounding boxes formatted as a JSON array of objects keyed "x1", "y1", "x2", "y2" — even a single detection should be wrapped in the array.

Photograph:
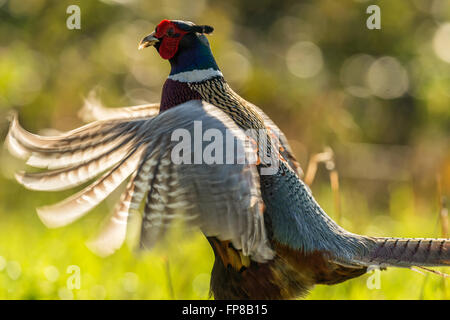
[{"x1": 155, "y1": 20, "x2": 189, "y2": 60}]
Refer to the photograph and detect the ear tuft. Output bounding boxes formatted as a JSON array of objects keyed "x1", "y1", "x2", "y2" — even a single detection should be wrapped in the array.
[
  {"x1": 202, "y1": 25, "x2": 214, "y2": 34},
  {"x1": 193, "y1": 25, "x2": 214, "y2": 34}
]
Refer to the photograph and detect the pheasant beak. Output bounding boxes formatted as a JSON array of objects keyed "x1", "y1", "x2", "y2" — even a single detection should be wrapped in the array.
[{"x1": 138, "y1": 32, "x2": 159, "y2": 50}]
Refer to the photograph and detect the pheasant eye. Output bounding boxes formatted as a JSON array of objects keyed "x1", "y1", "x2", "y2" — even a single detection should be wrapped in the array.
[{"x1": 167, "y1": 28, "x2": 175, "y2": 36}]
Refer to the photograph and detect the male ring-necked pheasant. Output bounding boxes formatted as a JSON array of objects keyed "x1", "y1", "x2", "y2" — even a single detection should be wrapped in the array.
[{"x1": 6, "y1": 19, "x2": 449, "y2": 299}]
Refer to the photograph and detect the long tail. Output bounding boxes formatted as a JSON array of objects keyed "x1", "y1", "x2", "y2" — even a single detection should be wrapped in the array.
[{"x1": 360, "y1": 237, "x2": 449, "y2": 268}]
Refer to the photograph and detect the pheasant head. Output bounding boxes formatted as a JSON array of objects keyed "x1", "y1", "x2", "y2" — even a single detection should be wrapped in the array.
[
  {"x1": 139, "y1": 20, "x2": 218, "y2": 75},
  {"x1": 139, "y1": 20, "x2": 223, "y2": 111}
]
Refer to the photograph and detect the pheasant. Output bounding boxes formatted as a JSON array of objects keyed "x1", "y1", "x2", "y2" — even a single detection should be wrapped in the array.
[{"x1": 6, "y1": 19, "x2": 449, "y2": 299}]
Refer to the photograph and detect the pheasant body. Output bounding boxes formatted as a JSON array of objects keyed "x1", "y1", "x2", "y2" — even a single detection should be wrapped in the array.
[
  {"x1": 5, "y1": 19, "x2": 449, "y2": 300},
  {"x1": 136, "y1": 21, "x2": 450, "y2": 297}
]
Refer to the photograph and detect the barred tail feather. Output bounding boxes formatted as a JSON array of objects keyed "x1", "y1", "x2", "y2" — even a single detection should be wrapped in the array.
[
  {"x1": 36, "y1": 148, "x2": 143, "y2": 228},
  {"x1": 365, "y1": 237, "x2": 450, "y2": 267}
]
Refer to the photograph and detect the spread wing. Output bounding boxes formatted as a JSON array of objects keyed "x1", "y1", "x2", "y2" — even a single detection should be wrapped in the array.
[
  {"x1": 7, "y1": 100, "x2": 273, "y2": 262},
  {"x1": 78, "y1": 94, "x2": 303, "y2": 178}
]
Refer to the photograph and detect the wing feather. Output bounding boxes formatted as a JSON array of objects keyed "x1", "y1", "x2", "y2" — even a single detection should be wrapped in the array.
[
  {"x1": 86, "y1": 148, "x2": 158, "y2": 257},
  {"x1": 7, "y1": 113, "x2": 144, "y2": 169},
  {"x1": 36, "y1": 148, "x2": 143, "y2": 228},
  {"x1": 79, "y1": 91, "x2": 159, "y2": 122},
  {"x1": 15, "y1": 138, "x2": 135, "y2": 191}
]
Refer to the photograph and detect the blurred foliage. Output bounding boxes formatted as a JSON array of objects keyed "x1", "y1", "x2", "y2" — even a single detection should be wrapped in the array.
[{"x1": 0, "y1": 0, "x2": 449, "y2": 299}]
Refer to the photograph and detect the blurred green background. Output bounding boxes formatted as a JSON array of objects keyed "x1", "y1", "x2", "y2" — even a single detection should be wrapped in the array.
[{"x1": 0, "y1": 0, "x2": 449, "y2": 299}]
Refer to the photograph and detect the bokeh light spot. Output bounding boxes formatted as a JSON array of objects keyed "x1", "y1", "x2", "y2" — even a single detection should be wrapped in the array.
[
  {"x1": 219, "y1": 42, "x2": 252, "y2": 89},
  {"x1": 286, "y1": 41, "x2": 323, "y2": 78},
  {"x1": 433, "y1": 23, "x2": 450, "y2": 63},
  {"x1": 121, "y1": 272, "x2": 139, "y2": 293},
  {"x1": 44, "y1": 265, "x2": 60, "y2": 282},
  {"x1": 366, "y1": 57, "x2": 409, "y2": 99},
  {"x1": 91, "y1": 285, "x2": 107, "y2": 300},
  {"x1": 6, "y1": 261, "x2": 22, "y2": 280},
  {"x1": 58, "y1": 287, "x2": 74, "y2": 300},
  {"x1": 340, "y1": 54, "x2": 375, "y2": 98},
  {"x1": 192, "y1": 273, "x2": 210, "y2": 298}
]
